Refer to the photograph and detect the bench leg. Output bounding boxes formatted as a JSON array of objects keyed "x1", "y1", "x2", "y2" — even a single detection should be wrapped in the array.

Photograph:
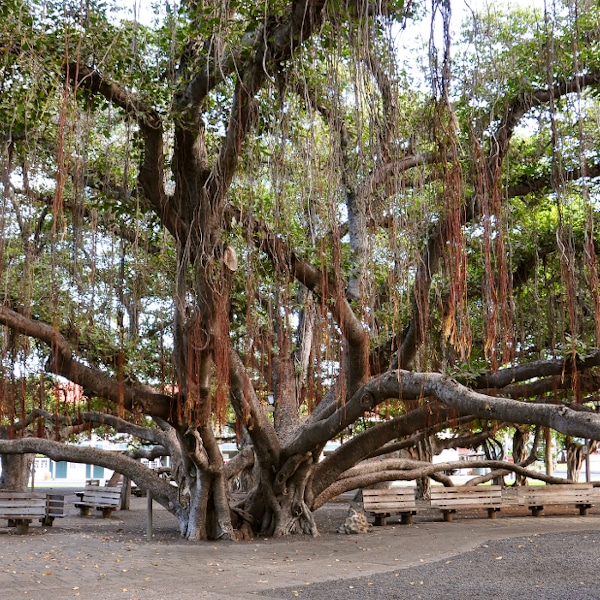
[
  {"x1": 487, "y1": 508, "x2": 499, "y2": 519},
  {"x1": 442, "y1": 510, "x2": 454, "y2": 522},
  {"x1": 578, "y1": 504, "x2": 591, "y2": 516},
  {"x1": 40, "y1": 516, "x2": 55, "y2": 526},
  {"x1": 15, "y1": 520, "x2": 30, "y2": 535},
  {"x1": 373, "y1": 514, "x2": 387, "y2": 526},
  {"x1": 400, "y1": 512, "x2": 414, "y2": 525},
  {"x1": 101, "y1": 508, "x2": 114, "y2": 519},
  {"x1": 530, "y1": 506, "x2": 543, "y2": 517},
  {"x1": 79, "y1": 506, "x2": 91, "y2": 517}
]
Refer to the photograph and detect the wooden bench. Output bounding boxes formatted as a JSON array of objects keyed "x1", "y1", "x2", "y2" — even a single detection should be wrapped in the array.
[
  {"x1": 74, "y1": 486, "x2": 121, "y2": 518},
  {"x1": 430, "y1": 485, "x2": 503, "y2": 522},
  {"x1": 41, "y1": 493, "x2": 67, "y2": 526},
  {"x1": 362, "y1": 487, "x2": 417, "y2": 525},
  {"x1": 517, "y1": 483, "x2": 598, "y2": 517},
  {"x1": 0, "y1": 491, "x2": 47, "y2": 534}
]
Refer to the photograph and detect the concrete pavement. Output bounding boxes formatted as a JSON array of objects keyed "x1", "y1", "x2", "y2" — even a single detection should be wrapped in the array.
[{"x1": 2, "y1": 496, "x2": 600, "y2": 599}]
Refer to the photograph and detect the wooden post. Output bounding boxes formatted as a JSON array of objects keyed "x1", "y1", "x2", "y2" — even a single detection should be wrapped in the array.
[
  {"x1": 585, "y1": 440, "x2": 591, "y2": 483},
  {"x1": 544, "y1": 427, "x2": 554, "y2": 477},
  {"x1": 146, "y1": 491, "x2": 153, "y2": 541}
]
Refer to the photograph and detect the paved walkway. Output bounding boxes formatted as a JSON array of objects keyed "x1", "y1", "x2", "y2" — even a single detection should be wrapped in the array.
[{"x1": 2, "y1": 496, "x2": 600, "y2": 599}]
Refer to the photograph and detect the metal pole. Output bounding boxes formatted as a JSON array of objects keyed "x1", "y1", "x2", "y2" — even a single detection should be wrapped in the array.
[{"x1": 146, "y1": 491, "x2": 153, "y2": 541}]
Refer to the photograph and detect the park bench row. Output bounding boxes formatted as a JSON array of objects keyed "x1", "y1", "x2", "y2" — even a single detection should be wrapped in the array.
[
  {"x1": 0, "y1": 486, "x2": 121, "y2": 534},
  {"x1": 362, "y1": 483, "x2": 599, "y2": 526}
]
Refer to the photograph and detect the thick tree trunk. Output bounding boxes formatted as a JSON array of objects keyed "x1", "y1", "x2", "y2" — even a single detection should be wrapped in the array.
[
  {"x1": 231, "y1": 455, "x2": 320, "y2": 538},
  {"x1": 273, "y1": 460, "x2": 318, "y2": 537},
  {"x1": 512, "y1": 427, "x2": 529, "y2": 485},
  {"x1": 566, "y1": 438, "x2": 584, "y2": 482},
  {"x1": 414, "y1": 437, "x2": 433, "y2": 499},
  {"x1": 0, "y1": 453, "x2": 34, "y2": 490},
  {"x1": 564, "y1": 437, "x2": 597, "y2": 482}
]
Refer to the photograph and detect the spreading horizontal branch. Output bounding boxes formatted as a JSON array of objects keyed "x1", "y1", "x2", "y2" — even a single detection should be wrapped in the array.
[
  {"x1": 0, "y1": 304, "x2": 175, "y2": 421},
  {"x1": 471, "y1": 350, "x2": 600, "y2": 390},
  {"x1": 0, "y1": 438, "x2": 178, "y2": 507},
  {"x1": 292, "y1": 369, "x2": 600, "y2": 462}
]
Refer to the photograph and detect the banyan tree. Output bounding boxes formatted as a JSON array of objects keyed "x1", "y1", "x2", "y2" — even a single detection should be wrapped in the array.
[{"x1": 2, "y1": 0, "x2": 600, "y2": 539}]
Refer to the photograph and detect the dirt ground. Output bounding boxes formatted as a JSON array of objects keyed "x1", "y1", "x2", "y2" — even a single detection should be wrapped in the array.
[{"x1": 2, "y1": 489, "x2": 600, "y2": 599}]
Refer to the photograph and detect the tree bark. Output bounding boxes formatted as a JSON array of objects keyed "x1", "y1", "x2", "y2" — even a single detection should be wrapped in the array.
[
  {"x1": 414, "y1": 437, "x2": 433, "y2": 499},
  {"x1": 564, "y1": 438, "x2": 597, "y2": 482},
  {"x1": 0, "y1": 454, "x2": 33, "y2": 491},
  {"x1": 512, "y1": 427, "x2": 529, "y2": 486}
]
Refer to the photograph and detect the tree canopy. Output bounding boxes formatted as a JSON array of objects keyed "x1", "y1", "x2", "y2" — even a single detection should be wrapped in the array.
[{"x1": 2, "y1": 0, "x2": 600, "y2": 540}]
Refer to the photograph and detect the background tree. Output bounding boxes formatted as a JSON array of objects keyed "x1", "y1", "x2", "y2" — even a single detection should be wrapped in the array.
[{"x1": 2, "y1": 0, "x2": 600, "y2": 540}]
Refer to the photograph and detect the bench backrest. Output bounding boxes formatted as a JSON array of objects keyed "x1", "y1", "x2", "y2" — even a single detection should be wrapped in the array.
[
  {"x1": 517, "y1": 483, "x2": 598, "y2": 504},
  {"x1": 362, "y1": 487, "x2": 417, "y2": 511},
  {"x1": 46, "y1": 493, "x2": 66, "y2": 517},
  {"x1": 79, "y1": 486, "x2": 121, "y2": 506},
  {"x1": 0, "y1": 491, "x2": 47, "y2": 517},
  {"x1": 430, "y1": 485, "x2": 503, "y2": 507}
]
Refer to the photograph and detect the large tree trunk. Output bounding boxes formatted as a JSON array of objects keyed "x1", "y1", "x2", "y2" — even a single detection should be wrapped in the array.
[
  {"x1": 0, "y1": 453, "x2": 34, "y2": 490},
  {"x1": 482, "y1": 438, "x2": 505, "y2": 487},
  {"x1": 565, "y1": 438, "x2": 598, "y2": 482},
  {"x1": 234, "y1": 456, "x2": 319, "y2": 538},
  {"x1": 566, "y1": 438, "x2": 584, "y2": 482},
  {"x1": 512, "y1": 427, "x2": 529, "y2": 486},
  {"x1": 414, "y1": 437, "x2": 433, "y2": 499}
]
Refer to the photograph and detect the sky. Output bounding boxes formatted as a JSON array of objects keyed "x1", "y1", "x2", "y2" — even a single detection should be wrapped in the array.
[{"x1": 126, "y1": 0, "x2": 550, "y2": 28}]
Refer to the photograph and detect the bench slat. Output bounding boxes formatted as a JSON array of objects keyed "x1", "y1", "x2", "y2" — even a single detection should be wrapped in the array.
[
  {"x1": 430, "y1": 498, "x2": 500, "y2": 507},
  {"x1": 362, "y1": 488, "x2": 414, "y2": 497},
  {"x1": 0, "y1": 506, "x2": 47, "y2": 514},
  {"x1": 0, "y1": 492, "x2": 46, "y2": 500},
  {"x1": 363, "y1": 489, "x2": 416, "y2": 508},
  {"x1": 0, "y1": 499, "x2": 47, "y2": 507},
  {"x1": 363, "y1": 501, "x2": 414, "y2": 510},
  {"x1": 80, "y1": 494, "x2": 120, "y2": 504}
]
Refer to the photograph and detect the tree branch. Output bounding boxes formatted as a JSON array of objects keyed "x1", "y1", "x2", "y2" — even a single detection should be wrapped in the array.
[
  {"x1": 307, "y1": 403, "x2": 456, "y2": 503},
  {"x1": 204, "y1": 0, "x2": 328, "y2": 209},
  {"x1": 471, "y1": 350, "x2": 600, "y2": 390},
  {"x1": 491, "y1": 70, "x2": 600, "y2": 172},
  {"x1": 0, "y1": 438, "x2": 179, "y2": 508},
  {"x1": 0, "y1": 304, "x2": 175, "y2": 420},
  {"x1": 228, "y1": 205, "x2": 370, "y2": 395},
  {"x1": 66, "y1": 64, "x2": 175, "y2": 236},
  {"x1": 397, "y1": 70, "x2": 600, "y2": 368},
  {"x1": 298, "y1": 369, "x2": 600, "y2": 464}
]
